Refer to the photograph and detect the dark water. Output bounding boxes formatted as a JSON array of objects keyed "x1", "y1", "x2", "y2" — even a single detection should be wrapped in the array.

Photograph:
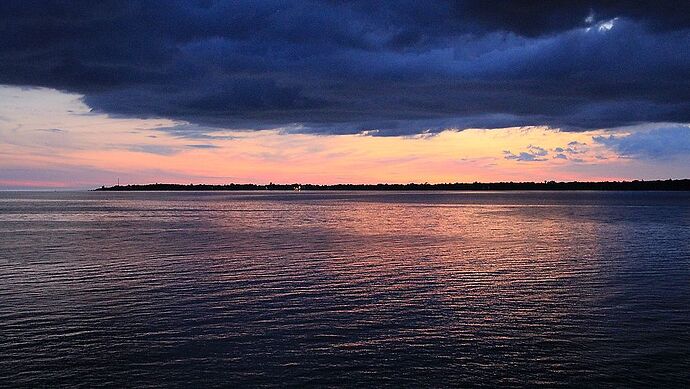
[{"x1": 1, "y1": 191, "x2": 689, "y2": 387}]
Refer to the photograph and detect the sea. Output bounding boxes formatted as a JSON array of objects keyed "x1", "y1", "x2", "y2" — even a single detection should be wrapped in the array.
[{"x1": 1, "y1": 191, "x2": 689, "y2": 387}]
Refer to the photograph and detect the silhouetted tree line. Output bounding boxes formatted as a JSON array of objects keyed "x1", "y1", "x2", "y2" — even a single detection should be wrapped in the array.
[{"x1": 96, "y1": 179, "x2": 690, "y2": 191}]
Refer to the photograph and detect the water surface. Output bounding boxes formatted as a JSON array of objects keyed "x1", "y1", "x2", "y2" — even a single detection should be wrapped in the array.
[{"x1": 1, "y1": 191, "x2": 689, "y2": 387}]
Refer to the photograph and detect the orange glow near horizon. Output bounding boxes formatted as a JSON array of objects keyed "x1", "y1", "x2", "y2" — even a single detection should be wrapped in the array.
[{"x1": 0, "y1": 86, "x2": 688, "y2": 188}]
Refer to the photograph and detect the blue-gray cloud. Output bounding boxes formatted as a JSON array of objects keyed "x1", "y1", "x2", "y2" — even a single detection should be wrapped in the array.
[
  {"x1": 186, "y1": 144, "x2": 219, "y2": 149},
  {"x1": 1, "y1": 1, "x2": 689, "y2": 136},
  {"x1": 552, "y1": 141, "x2": 590, "y2": 159},
  {"x1": 503, "y1": 145, "x2": 549, "y2": 162},
  {"x1": 594, "y1": 126, "x2": 690, "y2": 159}
]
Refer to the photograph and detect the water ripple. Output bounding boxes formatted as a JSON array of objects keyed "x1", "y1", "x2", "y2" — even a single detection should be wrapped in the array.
[{"x1": 1, "y1": 191, "x2": 689, "y2": 387}]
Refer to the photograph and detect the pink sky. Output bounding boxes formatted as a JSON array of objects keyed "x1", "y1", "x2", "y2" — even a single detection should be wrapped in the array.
[{"x1": 1, "y1": 86, "x2": 688, "y2": 189}]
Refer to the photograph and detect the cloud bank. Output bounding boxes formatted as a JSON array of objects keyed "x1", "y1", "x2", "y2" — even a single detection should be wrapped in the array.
[
  {"x1": 1, "y1": 1, "x2": 689, "y2": 135},
  {"x1": 594, "y1": 126, "x2": 690, "y2": 159}
]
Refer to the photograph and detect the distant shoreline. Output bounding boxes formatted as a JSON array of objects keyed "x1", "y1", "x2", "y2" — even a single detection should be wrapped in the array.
[{"x1": 95, "y1": 180, "x2": 690, "y2": 191}]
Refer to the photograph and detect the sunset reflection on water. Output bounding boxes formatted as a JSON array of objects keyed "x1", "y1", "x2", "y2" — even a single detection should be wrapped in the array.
[{"x1": 1, "y1": 191, "x2": 689, "y2": 386}]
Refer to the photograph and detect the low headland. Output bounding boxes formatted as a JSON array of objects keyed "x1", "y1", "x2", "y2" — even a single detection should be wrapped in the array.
[{"x1": 95, "y1": 179, "x2": 690, "y2": 191}]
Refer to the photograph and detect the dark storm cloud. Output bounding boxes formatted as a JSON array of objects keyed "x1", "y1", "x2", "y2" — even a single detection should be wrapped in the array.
[
  {"x1": 453, "y1": 1, "x2": 690, "y2": 36},
  {"x1": 1, "y1": 1, "x2": 689, "y2": 136}
]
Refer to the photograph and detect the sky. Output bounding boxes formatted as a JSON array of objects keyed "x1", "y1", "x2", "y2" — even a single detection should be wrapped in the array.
[{"x1": 1, "y1": 1, "x2": 689, "y2": 188}]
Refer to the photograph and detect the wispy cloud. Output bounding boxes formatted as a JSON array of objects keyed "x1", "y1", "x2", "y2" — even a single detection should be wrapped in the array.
[
  {"x1": 155, "y1": 124, "x2": 239, "y2": 140},
  {"x1": 124, "y1": 145, "x2": 178, "y2": 156},
  {"x1": 186, "y1": 144, "x2": 219, "y2": 149}
]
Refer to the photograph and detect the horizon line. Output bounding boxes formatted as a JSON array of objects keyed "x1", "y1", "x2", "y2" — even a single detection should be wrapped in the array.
[{"x1": 94, "y1": 179, "x2": 690, "y2": 192}]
